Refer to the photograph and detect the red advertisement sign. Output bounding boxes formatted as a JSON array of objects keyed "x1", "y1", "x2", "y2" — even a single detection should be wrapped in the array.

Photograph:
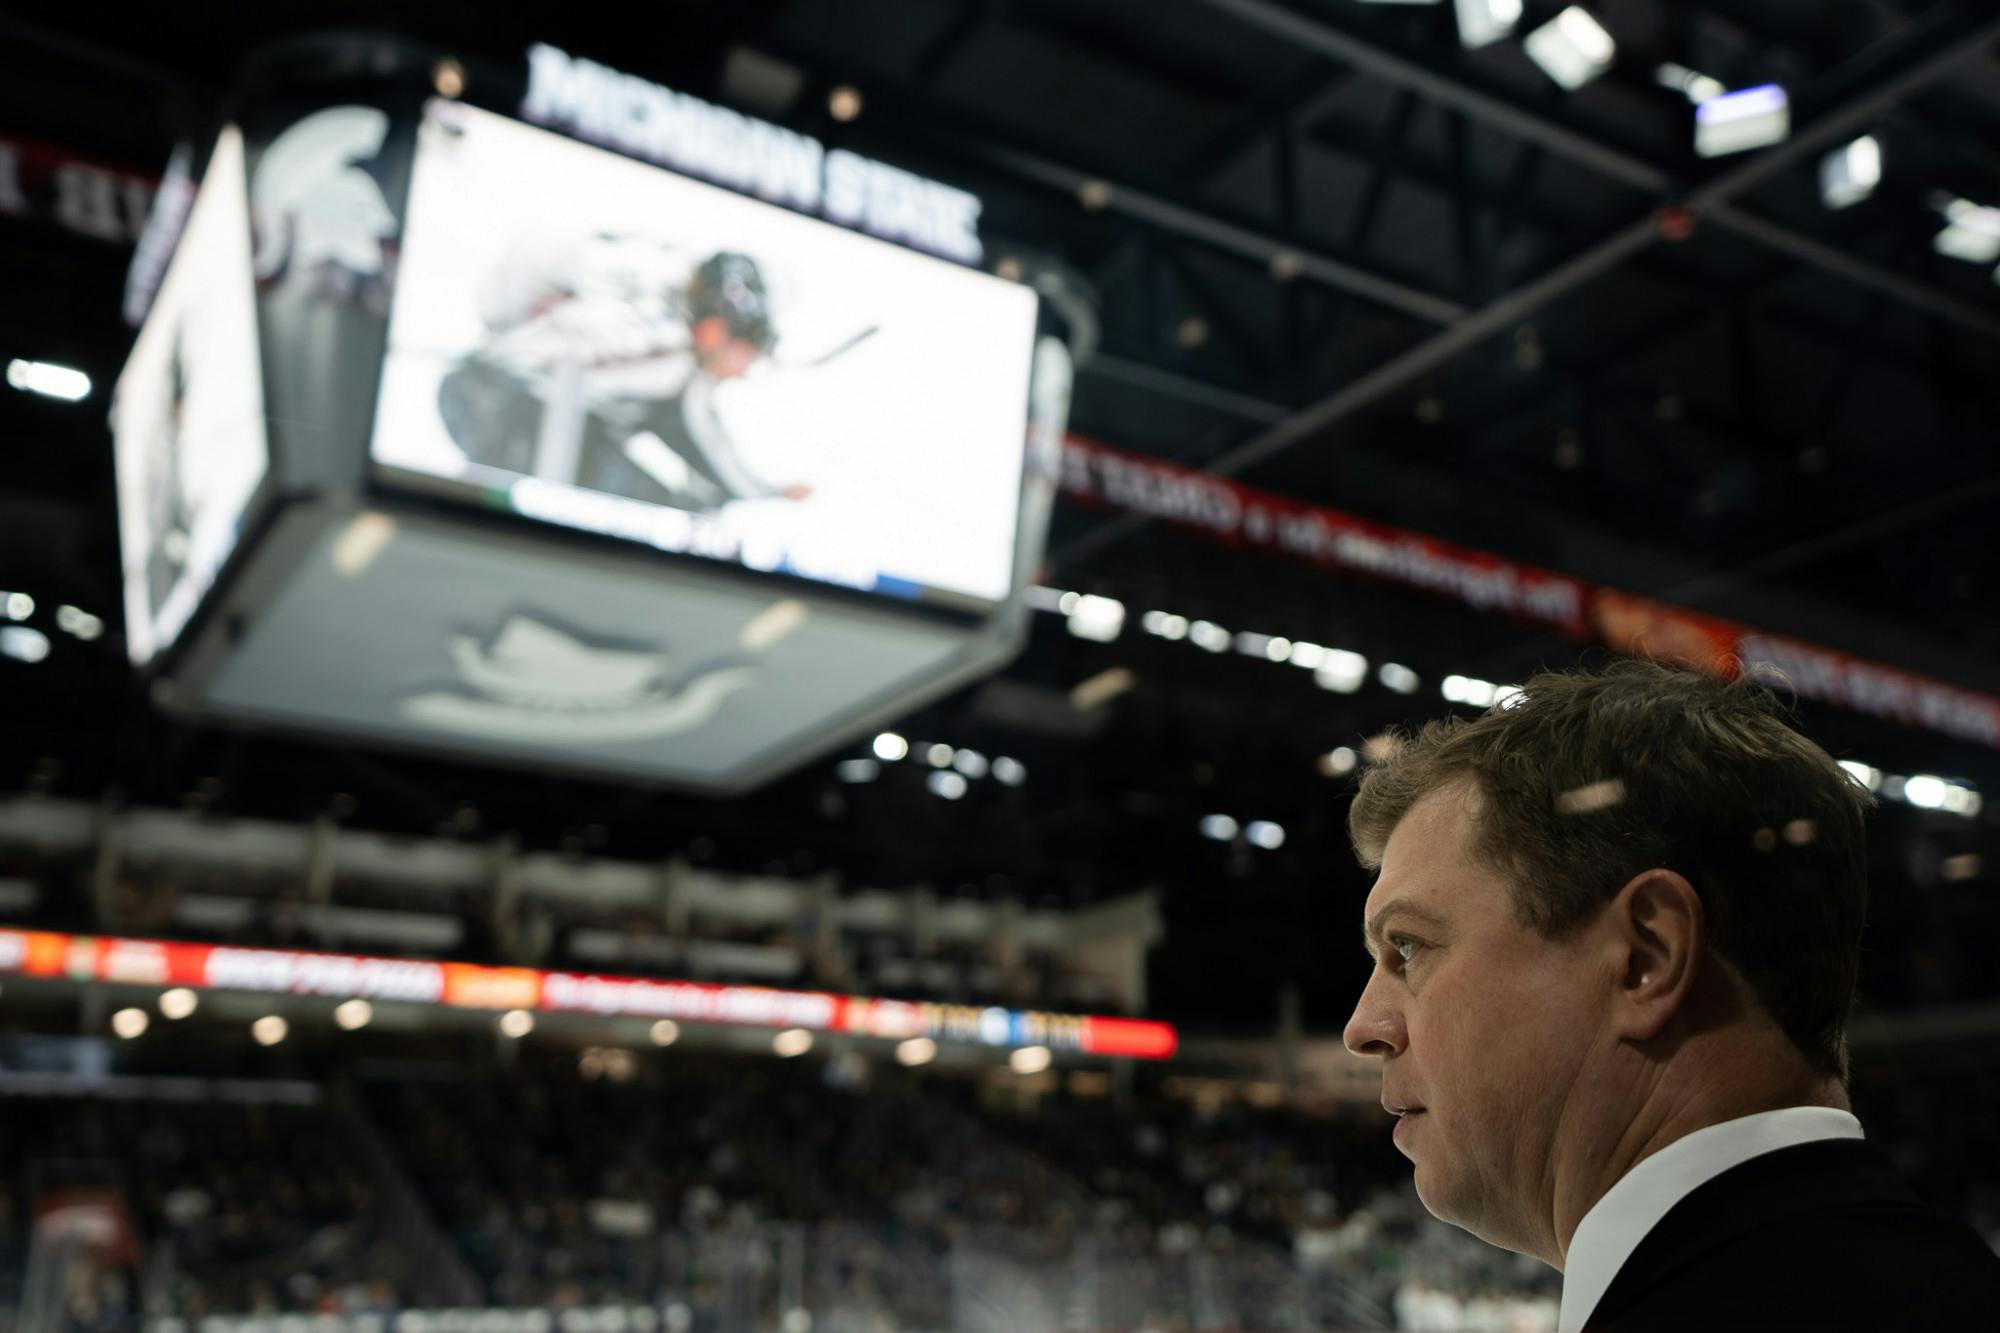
[
  {"x1": 0, "y1": 930, "x2": 1178, "y2": 1061},
  {"x1": 1060, "y1": 435, "x2": 2000, "y2": 749}
]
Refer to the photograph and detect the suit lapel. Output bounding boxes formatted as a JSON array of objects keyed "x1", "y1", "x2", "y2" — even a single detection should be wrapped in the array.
[{"x1": 1585, "y1": 1138, "x2": 1922, "y2": 1328}]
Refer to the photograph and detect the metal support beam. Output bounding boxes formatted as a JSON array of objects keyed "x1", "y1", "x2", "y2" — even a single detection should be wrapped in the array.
[
  {"x1": 1083, "y1": 355, "x2": 1289, "y2": 425},
  {"x1": 1191, "y1": 0, "x2": 1671, "y2": 192},
  {"x1": 1052, "y1": 5, "x2": 2000, "y2": 571},
  {"x1": 977, "y1": 141, "x2": 1466, "y2": 325},
  {"x1": 1190, "y1": 0, "x2": 2000, "y2": 337}
]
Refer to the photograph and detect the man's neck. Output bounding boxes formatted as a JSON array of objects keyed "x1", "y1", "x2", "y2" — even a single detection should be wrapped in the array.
[{"x1": 1549, "y1": 1052, "x2": 1848, "y2": 1268}]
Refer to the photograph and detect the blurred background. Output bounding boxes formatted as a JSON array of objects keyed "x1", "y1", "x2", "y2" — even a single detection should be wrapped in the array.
[{"x1": 2, "y1": 1, "x2": 1999, "y2": 1330}]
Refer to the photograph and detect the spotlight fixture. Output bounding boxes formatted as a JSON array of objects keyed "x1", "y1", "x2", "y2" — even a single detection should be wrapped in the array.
[
  {"x1": 1454, "y1": 0, "x2": 1522, "y2": 49},
  {"x1": 1524, "y1": 7, "x2": 1616, "y2": 91},
  {"x1": 1933, "y1": 198, "x2": 2000, "y2": 264},
  {"x1": 1820, "y1": 136, "x2": 1881, "y2": 210},
  {"x1": 1694, "y1": 85, "x2": 1789, "y2": 158}
]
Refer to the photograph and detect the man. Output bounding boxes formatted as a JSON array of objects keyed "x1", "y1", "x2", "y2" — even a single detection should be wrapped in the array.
[
  {"x1": 1342, "y1": 659, "x2": 2000, "y2": 1330},
  {"x1": 438, "y1": 243, "x2": 809, "y2": 511}
]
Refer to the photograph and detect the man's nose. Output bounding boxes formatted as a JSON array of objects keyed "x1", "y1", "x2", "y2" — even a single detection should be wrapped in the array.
[{"x1": 1343, "y1": 970, "x2": 1406, "y2": 1058}]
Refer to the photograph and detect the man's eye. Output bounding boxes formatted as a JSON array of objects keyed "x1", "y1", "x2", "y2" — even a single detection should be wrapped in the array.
[{"x1": 1391, "y1": 936, "x2": 1423, "y2": 964}]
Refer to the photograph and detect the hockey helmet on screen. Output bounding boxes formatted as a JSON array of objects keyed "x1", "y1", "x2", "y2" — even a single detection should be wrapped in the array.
[{"x1": 684, "y1": 252, "x2": 776, "y2": 352}]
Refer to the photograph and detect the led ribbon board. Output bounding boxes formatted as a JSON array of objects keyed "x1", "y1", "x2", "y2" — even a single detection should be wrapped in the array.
[{"x1": 0, "y1": 930, "x2": 1179, "y2": 1060}]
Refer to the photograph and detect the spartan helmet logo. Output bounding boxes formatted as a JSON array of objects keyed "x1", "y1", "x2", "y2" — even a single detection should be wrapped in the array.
[
  {"x1": 399, "y1": 614, "x2": 758, "y2": 744},
  {"x1": 251, "y1": 106, "x2": 395, "y2": 282}
]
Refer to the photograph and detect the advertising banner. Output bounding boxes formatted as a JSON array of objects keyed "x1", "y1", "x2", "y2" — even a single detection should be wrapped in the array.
[
  {"x1": 0, "y1": 930, "x2": 1177, "y2": 1060},
  {"x1": 1060, "y1": 435, "x2": 2000, "y2": 749}
]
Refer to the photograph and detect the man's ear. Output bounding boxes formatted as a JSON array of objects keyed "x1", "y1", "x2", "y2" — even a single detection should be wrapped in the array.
[{"x1": 1608, "y1": 868, "x2": 1704, "y2": 1044}]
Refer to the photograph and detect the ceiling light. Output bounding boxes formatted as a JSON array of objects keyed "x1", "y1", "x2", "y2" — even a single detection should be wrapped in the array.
[
  {"x1": 252, "y1": 1015, "x2": 289, "y2": 1046},
  {"x1": 498, "y1": 1009, "x2": 535, "y2": 1039},
  {"x1": 1838, "y1": 760, "x2": 1883, "y2": 793},
  {"x1": 112, "y1": 1008, "x2": 150, "y2": 1039},
  {"x1": 896, "y1": 1037, "x2": 937, "y2": 1066},
  {"x1": 1009, "y1": 1045, "x2": 1052, "y2": 1075},
  {"x1": 1189, "y1": 620, "x2": 1232, "y2": 653},
  {"x1": 927, "y1": 743, "x2": 956, "y2": 768},
  {"x1": 0, "y1": 627, "x2": 50, "y2": 664},
  {"x1": 952, "y1": 749, "x2": 989, "y2": 779},
  {"x1": 651, "y1": 1019, "x2": 681, "y2": 1046},
  {"x1": 1694, "y1": 84, "x2": 1789, "y2": 158},
  {"x1": 1245, "y1": 820, "x2": 1286, "y2": 850},
  {"x1": 991, "y1": 756, "x2": 1027, "y2": 787},
  {"x1": 159, "y1": 988, "x2": 199, "y2": 1020},
  {"x1": 1378, "y1": 662, "x2": 1421, "y2": 695},
  {"x1": 4, "y1": 592, "x2": 34, "y2": 621},
  {"x1": 836, "y1": 758, "x2": 880, "y2": 783},
  {"x1": 334, "y1": 999, "x2": 374, "y2": 1030},
  {"x1": 1199, "y1": 814, "x2": 1239, "y2": 842},
  {"x1": 1454, "y1": 0, "x2": 1522, "y2": 48},
  {"x1": 1524, "y1": 7, "x2": 1616, "y2": 90},
  {"x1": 1934, "y1": 199, "x2": 2000, "y2": 264},
  {"x1": 1902, "y1": 776, "x2": 1949, "y2": 810},
  {"x1": 827, "y1": 85, "x2": 863, "y2": 122},
  {"x1": 1442, "y1": 675, "x2": 1500, "y2": 707},
  {"x1": 1141, "y1": 611, "x2": 1189, "y2": 640},
  {"x1": 1655, "y1": 62, "x2": 1724, "y2": 104},
  {"x1": 773, "y1": 1028, "x2": 814, "y2": 1057},
  {"x1": 872, "y1": 732, "x2": 909, "y2": 762},
  {"x1": 1287, "y1": 641, "x2": 1327, "y2": 669},
  {"x1": 1319, "y1": 747, "x2": 1359, "y2": 777},
  {"x1": 55, "y1": 605, "x2": 103, "y2": 640},
  {"x1": 1315, "y1": 650, "x2": 1369, "y2": 694},
  {"x1": 1066, "y1": 594, "x2": 1126, "y2": 643},
  {"x1": 927, "y1": 771, "x2": 969, "y2": 801},
  {"x1": 6, "y1": 359, "x2": 91, "y2": 402},
  {"x1": 1820, "y1": 136, "x2": 1881, "y2": 210}
]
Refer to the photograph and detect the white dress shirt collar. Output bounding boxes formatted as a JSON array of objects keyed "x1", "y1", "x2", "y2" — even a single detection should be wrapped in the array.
[{"x1": 1556, "y1": 1106, "x2": 1864, "y2": 1332}]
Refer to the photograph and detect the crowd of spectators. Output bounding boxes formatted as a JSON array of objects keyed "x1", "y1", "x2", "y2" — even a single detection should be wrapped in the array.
[
  {"x1": 0, "y1": 1091, "x2": 443, "y2": 1333},
  {"x1": 7, "y1": 1038, "x2": 2000, "y2": 1332}
]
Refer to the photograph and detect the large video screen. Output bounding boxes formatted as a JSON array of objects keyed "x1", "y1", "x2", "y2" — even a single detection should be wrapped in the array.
[
  {"x1": 371, "y1": 100, "x2": 1040, "y2": 607},
  {"x1": 111, "y1": 126, "x2": 268, "y2": 666}
]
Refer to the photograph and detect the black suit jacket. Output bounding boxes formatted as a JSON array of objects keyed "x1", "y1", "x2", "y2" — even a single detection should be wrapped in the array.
[{"x1": 1584, "y1": 1136, "x2": 2000, "y2": 1329}]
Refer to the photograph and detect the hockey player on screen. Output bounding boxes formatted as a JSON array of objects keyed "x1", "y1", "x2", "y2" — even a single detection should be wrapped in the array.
[{"x1": 437, "y1": 241, "x2": 813, "y2": 512}]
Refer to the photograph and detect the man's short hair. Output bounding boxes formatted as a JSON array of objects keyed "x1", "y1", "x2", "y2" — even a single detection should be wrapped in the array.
[{"x1": 1348, "y1": 658, "x2": 1873, "y2": 1084}]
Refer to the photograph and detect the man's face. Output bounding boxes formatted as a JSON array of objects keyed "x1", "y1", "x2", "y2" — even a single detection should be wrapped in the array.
[
  {"x1": 691, "y1": 316, "x2": 762, "y2": 381},
  {"x1": 1344, "y1": 780, "x2": 1605, "y2": 1258}
]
